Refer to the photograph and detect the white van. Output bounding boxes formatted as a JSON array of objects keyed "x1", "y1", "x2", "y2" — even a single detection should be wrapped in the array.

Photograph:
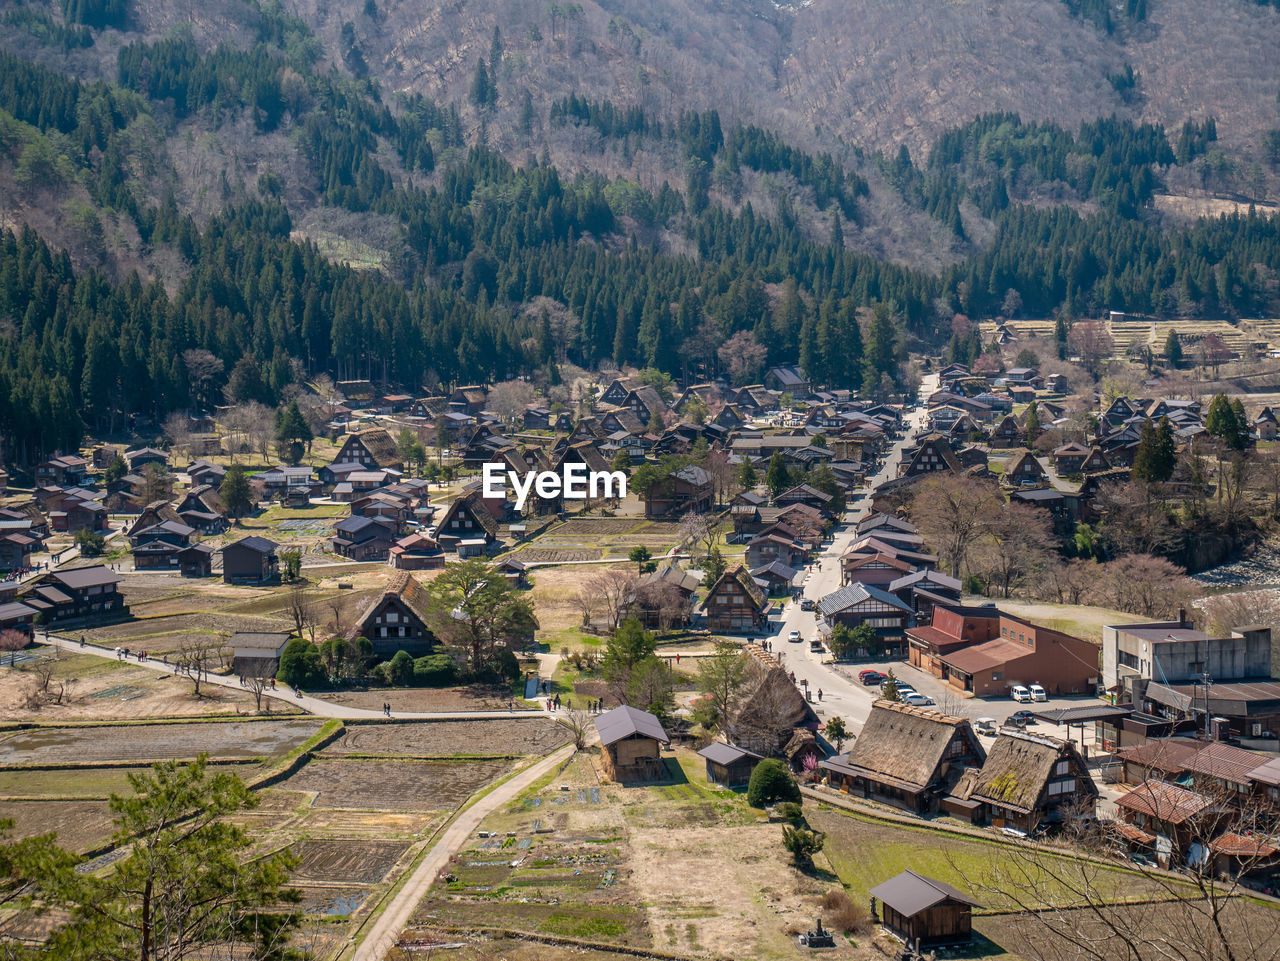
[
  {"x1": 1010, "y1": 685, "x2": 1033, "y2": 703},
  {"x1": 1028, "y1": 683, "x2": 1048, "y2": 702}
]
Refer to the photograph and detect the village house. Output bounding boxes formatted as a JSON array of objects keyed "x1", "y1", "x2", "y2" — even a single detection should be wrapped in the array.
[
  {"x1": 701, "y1": 565, "x2": 770, "y2": 634},
  {"x1": 638, "y1": 465, "x2": 713, "y2": 519},
  {"x1": 221, "y1": 536, "x2": 279, "y2": 583},
  {"x1": 889, "y1": 569, "x2": 962, "y2": 620},
  {"x1": 821, "y1": 700, "x2": 985, "y2": 813},
  {"x1": 347, "y1": 572, "x2": 438, "y2": 656},
  {"x1": 388, "y1": 532, "x2": 445, "y2": 571},
  {"x1": 175, "y1": 486, "x2": 229, "y2": 532},
  {"x1": 0, "y1": 599, "x2": 37, "y2": 636},
  {"x1": 626, "y1": 564, "x2": 699, "y2": 630},
  {"x1": 946, "y1": 731, "x2": 1097, "y2": 831},
  {"x1": 595, "y1": 705, "x2": 670, "y2": 782},
  {"x1": 435, "y1": 490, "x2": 499, "y2": 554},
  {"x1": 745, "y1": 532, "x2": 806, "y2": 571},
  {"x1": 330, "y1": 515, "x2": 398, "y2": 561},
  {"x1": 816, "y1": 584, "x2": 914, "y2": 646},
  {"x1": 230, "y1": 632, "x2": 292, "y2": 677},
  {"x1": 186, "y1": 461, "x2": 227, "y2": 488},
  {"x1": 35, "y1": 454, "x2": 89, "y2": 488},
  {"x1": 1002, "y1": 450, "x2": 1049, "y2": 488},
  {"x1": 124, "y1": 447, "x2": 168, "y2": 473},
  {"x1": 906, "y1": 604, "x2": 1099, "y2": 697},
  {"x1": 130, "y1": 520, "x2": 195, "y2": 570},
  {"x1": 1113, "y1": 779, "x2": 1218, "y2": 868},
  {"x1": 333, "y1": 428, "x2": 403, "y2": 471},
  {"x1": 988, "y1": 415, "x2": 1025, "y2": 448},
  {"x1": 0, "y1": 533, "x2": 35, "y2": 572},
  {"x1": 24, "y1": 566, "x2": 127, "y2": 621},
  {"x1": 177, "y1": 543, "x2": 216, "y2": 578},
  {"x1": 898, "y1": 435, "x2": 963, "y2": 479}
]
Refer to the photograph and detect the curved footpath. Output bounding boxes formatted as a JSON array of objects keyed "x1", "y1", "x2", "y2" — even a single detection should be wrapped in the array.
[
  {"x1": 349, "y1": 743, "x2": 577, "y2": 961},
  {"x1": 40, "y1": 632, "x2": 553, "y2": 720}
]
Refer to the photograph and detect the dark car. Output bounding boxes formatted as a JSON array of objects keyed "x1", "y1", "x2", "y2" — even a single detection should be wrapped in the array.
[
  {"x1": 800, "y1": 598, "x2": 816, "y2": 611},
  {"x1": 858, "y1": 670, "x2": 885, "y2": 685},
  {"x1": 1007, "y1": 709, "x2": 1038, "y2": 727}
]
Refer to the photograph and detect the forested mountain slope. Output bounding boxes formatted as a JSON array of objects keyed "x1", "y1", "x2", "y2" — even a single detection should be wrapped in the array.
[{"x1": 2, "y1": 0, "x2": 1280, "y2": 463}]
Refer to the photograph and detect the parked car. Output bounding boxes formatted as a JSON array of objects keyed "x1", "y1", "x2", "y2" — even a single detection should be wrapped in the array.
[
  {"x1": 1010, "y1": 685, "x2": 1033, "y2": 703},
  {"x1": 809, "y1": 639, "x2": 824, "y2": 653},
  {"x1": 975, "y1": 717, "x2": 998, "y2": 736},
  {"x1": 903, "y1": 692, "x2": 936, "y2": 707},
  {"x1": 1028, "y1": 683, "x2": 1047, "y2": 702},
  {"x1": 858, "y1": 670, "x2": 885, "y2": 685},
  {"x1": 787, "y1": 630, "x2": 802, "y2": 643},
  {"x1": 891, "y1": 684, "x2": 917, "y2": 699},
  {"x1": 1007, "y1": 709, "x2": 1037, "y2": 727},
  {"x1": 800, "y1": 598, "x2": 816, "y2": 611}
]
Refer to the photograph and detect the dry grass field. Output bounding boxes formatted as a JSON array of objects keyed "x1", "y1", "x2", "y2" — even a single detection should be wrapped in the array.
[
  {"x1": 323, "y1": 719, "x2": 569, "y2": 758},
  {"x1": 0, "y1": 719, "x2": 322, "y2": 766},
  {"x1": 275, "y1": 757, "x2": 512, "y2": 811}
]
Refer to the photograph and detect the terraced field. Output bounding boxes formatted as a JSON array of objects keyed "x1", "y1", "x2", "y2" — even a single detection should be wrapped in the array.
[{"x1": 0, "y1": 719, "x2": 323, "y2": 765}]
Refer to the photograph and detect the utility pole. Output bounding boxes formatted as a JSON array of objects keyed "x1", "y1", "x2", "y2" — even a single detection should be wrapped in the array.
[{"x1": 1200, "y1": 638, "x2": 1212, "y2": 741}]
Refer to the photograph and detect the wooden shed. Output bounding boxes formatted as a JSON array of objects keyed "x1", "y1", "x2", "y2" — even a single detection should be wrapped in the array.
[
  {"x1": 870, "y1": 870, "x2": 981, "y2": 947},
  {"x1": 595, "y1": 705, "x2": 669, "y2": 782},
  {"x1": 697, "y1": 742, "x2": 761, "y2": 787}
]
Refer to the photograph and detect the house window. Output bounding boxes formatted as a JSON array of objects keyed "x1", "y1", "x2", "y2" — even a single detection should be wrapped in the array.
[
  {"x1": 387, "y1": 612, "x2": 399, "y2": 624},
  {"x1": 1047, "y1": 779, "x2": 1075, "y2": 796},
  {"x1": 1054, "y1": 759, "x2": 1070, "y2": 776},
  {"x1": 1118, "y1": 651, "x2": 1140, "y2": 671},
  {"x1": 992, "y1": 672, "x2": 1003, "y2": 681}
]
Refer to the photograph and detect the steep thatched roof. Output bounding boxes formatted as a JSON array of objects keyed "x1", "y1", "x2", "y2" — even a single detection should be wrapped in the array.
[
  {"x1": 347, "y1": 572, "x2": 434, "y2": 641},
  {"x1": 842, "y1": 700, "x2": 984, "y2": 791},
  {"x1": 347, "y1": 428, "x2": 401, "y2": 468},
  {"x1": 969, "y1": 731, "x2": 1095, "y2": 814},
  {"x1": 726, "y1": 659, "x2": 819, "y2": 757}
]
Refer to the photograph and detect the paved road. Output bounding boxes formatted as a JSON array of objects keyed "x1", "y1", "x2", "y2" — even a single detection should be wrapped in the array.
[
  {"x1": 761, "y1": 374, "x2": 937, "y2": 733},
  {"x1": 349, "y1": 743, "x2": 577, "y2": 961},
  {"x1": 39, "y1": 632, "x2": 553, "y2": 721},
  {"x1": 760, "y1": 372, "x2": 1117, "y2": 746}
]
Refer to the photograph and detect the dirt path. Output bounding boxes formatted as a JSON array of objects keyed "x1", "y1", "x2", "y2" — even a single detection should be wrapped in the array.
[
  {"x1": 41, "y1": 633, "x2": 552, "y2": 722},
  {"x1": 348, "y1": 743, "x2": 576, "y2": 961}
]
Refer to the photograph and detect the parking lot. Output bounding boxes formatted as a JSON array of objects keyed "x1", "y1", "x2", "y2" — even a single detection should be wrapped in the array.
[{"x1": 831, "y1": 657, "x2": 1110, "y2": 751}]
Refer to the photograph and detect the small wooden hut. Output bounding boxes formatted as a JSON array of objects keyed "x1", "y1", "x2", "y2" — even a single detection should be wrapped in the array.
[
  {"x1": 595, "y1": 706, "x2": 669, "y2": 782},
  {"x1": 697, "y1": 742, "x2": 761, "y2": 787},
  {"x1": 870, "y1": 870, "x2": 981, "y2": 947}
]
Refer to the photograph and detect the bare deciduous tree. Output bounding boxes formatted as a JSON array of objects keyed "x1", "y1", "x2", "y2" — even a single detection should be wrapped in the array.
[
  {"x1": 966, "y1": 782, "x2": 1280, "y2": 961},
  {"x1": 487, "y1": 379, "x2": 538, "y2": 429},
  {"x1": 0, "y1": 629, "x2": 28, "y2": 667},
  {"x1": 908, "y1": 475, "x2": 1004, "y2": 579},
  {"x1": 581, "y1": 569, "x2": 639, "y2": 633},
  {"x1": 175, "y1": 636, "x2": 226, "y2": 697},
  {"x1": 678, "y1": 511, "x2": 719, "y2": 560}
]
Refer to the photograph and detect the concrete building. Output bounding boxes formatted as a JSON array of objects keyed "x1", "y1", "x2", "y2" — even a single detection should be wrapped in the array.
[{"x1": 1102, "y1": 614, "x2": 1271, "y2": 701}]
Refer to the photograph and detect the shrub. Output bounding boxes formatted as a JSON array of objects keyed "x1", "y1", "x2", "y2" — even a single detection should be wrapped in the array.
[
  {"x1": 781, "y1": 825, "x2": 825, "y2": 865},
  {"x1": 412, "y1": 652, "x2": 457, "y2": 687},
  {"x1": 747, "y1": 758, "x2": 800, "y2": 808},
  {"x1": 387, "y1": 650, "x2": 414, "y2": 686},
  {"x1": 276, "y1": 637, "x2": 327, "y2": 689},
  {"x1": 776, "y1": 801, "x2": 804, "y2": 824},
  {"x1": 821, "y1": 889, "x2": 869, "y2": 933}
]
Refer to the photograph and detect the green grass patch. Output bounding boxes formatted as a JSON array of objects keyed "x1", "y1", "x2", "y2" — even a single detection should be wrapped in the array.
[
  {"x1": 541, "y1": 911, "x2": 629, "y2": 940},
  {"x1": 814, "y1": 807, "x2": 1175, "y2": 911}
]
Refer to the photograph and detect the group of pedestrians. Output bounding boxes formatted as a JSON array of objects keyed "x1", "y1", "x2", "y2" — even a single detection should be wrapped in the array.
[{"x1": 545, "y1": 695, "x2": 605, "y2": 713}]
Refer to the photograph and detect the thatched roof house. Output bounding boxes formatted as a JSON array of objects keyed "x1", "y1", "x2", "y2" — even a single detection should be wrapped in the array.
[
  {"x1": 821, "y1": 700, "x2": 984, "y2": 814},
  {"x1": 725, "y1": 659, "x2": 820, "y2": 761},
  {"x1": 948, "y1": 731, "x2": 1097, "y2": 831}
]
